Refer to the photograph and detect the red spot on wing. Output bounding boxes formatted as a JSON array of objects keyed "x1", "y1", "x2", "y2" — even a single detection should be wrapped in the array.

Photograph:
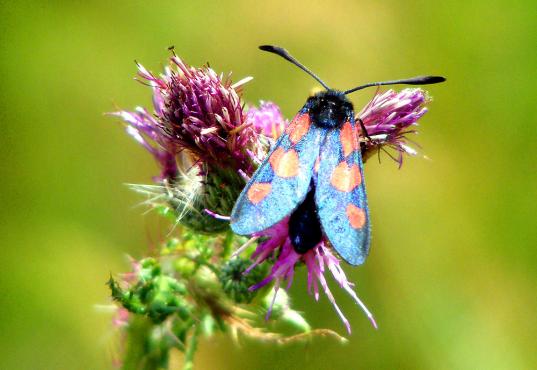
[
  {"x1": 285, "y1": 114, "x2": 299, "y2": 134},
  {"x1": 269, "y1": 147, "x2": 284, "y2": 172},
  {"x1": 269, "y1": 147, "x2": 300, "y2": 178},
  {"x1": 340, "y1": 121, "x2": 359, "y2": 157},
  {"x1": 330, "y1": 162, "x2": 362, "y2": 192},
  {"x1": 346, "y1": 204, "x2": 366, "y2": 229},
  {"x1": 288, "y1": 114, "x2": 310, "y2": 144},
  {"x1": 247, "y1": 183, "x2": 272, "y2": 204}
]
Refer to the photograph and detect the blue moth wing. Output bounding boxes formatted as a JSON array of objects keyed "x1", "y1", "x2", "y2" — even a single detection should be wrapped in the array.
[
  {"x1": 314, "y1": 116, "x2": 371, "y2": 265},
  {"x1": 230, "y1": 108, "x2": 325, "y2": 235}
]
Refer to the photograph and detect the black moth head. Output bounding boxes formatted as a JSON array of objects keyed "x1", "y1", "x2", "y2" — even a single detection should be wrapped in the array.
[{"x1": 308, "y1": 90, "x2": 354, "y2": 129}]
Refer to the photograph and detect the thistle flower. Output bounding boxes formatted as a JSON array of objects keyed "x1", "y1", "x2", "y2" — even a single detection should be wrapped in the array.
[
  {"x1": 358, "y1": 88, "x2": 430, "y2": 166},
  {"x1": 113, "y1": 54, "x2": 259, "y2": 233},
  {"x1": 133, "y1": 56, "x2": 256, "y2": 173},
  {"x1": 246, "y1": 101, "x2": 287, "y2": 139},
  {"x1": 242, "y1": 219, "x2": 377, "y2": 334}
]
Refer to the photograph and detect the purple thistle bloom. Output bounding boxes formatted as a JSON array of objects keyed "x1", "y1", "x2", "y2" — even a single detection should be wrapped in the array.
[
  {"x1": 358, "y1": 88, "x2": 430, "y2": 167},
  {"x1": 246, "y1": 101, "x2": 287, "y2": 139},
  {"x1": 244, "y1": 219, "x2": 377, "y2": 334},
  {"x1": 113, "y1": 55, "x2": 258, "y2": 179}
]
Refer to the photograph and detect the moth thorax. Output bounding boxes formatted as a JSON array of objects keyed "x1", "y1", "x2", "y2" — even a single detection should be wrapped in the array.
[{"x1": 308, "y1": 90, "x2": 354, "y2": 129}]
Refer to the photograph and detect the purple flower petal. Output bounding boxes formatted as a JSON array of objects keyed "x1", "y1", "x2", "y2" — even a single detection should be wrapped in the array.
[
  {"x1": 358, "y1": 88, "x2": 431, "y2": 166},
  {"x1": 246, "y1": 101, "x2": 287, "y2": 139}
]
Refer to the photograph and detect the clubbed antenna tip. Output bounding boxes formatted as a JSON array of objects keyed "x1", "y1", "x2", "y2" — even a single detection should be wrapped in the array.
[{"x1": 259, "y1": 44, "x2": 330, "y2": 90}]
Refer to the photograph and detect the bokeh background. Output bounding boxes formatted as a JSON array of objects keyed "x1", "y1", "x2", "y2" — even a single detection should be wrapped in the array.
[{"x1": 1, "y1": 1, "x2": 536, "y2": 369}]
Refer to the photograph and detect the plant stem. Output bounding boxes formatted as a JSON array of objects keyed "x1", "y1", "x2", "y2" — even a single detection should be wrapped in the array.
[
  {"x1": 221, "y1": 229, "x2": 234, "y2": 259},
  {"x1": 183, "y1": 324, "x2": 201, "y2": 370}
]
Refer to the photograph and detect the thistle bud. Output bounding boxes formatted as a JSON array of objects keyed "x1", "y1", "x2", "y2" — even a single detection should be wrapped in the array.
[{"x1": 218, "y1": 257, "x2": 266, "y2": 303}]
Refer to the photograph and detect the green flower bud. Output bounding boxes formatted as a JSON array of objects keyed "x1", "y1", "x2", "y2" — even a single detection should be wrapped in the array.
[
  {"x1": 109, "y1": 259, "x2": 192, "y2": 323},
  {"x1": 218, "y1": 257, "x2": 266, "y2": 304},
  {"x1": 171, "y1": 165, "x2": 243, "y2": 234}
]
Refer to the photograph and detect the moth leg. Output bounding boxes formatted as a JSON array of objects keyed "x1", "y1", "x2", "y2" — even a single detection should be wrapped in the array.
[
  {"x1": 357, "y1": 118, "x2": 372, "y2": 156},
  {"x1": 356, "y1": 118, "x2": 371, "y2": 142}
]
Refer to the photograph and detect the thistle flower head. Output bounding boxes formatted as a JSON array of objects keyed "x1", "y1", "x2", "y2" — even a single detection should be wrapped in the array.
[
  {"x1": 243, "y1": 219, "x2": 377, "y2": 334},
  {"x1": 246, "y1": 101, "x2": 287, "y2": 139},
  {"x1": 358, "y1": 88, "x2": 430, "y2": 166},
  {"x1": 135, "y1": 56, "x2": 257, "y2": 173},
  {"x1": 113, "y1": 54, "x2": 262, "y2": 233}
]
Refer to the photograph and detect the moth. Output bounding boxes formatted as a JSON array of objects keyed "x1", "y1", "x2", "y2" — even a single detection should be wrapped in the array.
[{"x1": 231, "y1": 45, "x2": 445, "y2": 265}]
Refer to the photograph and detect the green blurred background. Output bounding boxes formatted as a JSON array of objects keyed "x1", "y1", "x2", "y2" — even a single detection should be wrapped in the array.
[{"x1": 1, "y1": 1, "x2": 535, "y2": 369}]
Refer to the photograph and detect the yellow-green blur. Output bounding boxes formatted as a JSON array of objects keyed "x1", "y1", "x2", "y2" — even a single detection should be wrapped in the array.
[{"x1": 1, "y1": 1, "x2": 535, "y2": 369}]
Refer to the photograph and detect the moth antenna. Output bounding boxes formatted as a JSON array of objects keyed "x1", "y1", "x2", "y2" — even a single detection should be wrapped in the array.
[
  {"x1": 344, "y1": 76, "x2": 446, "y2": 95},
  {"x1": 259, "y1": 45, "x2": 330, "y2": 90}
]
